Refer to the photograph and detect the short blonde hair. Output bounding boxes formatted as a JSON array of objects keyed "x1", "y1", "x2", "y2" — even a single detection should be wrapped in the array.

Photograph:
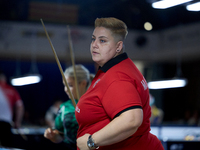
[{"x1": 94, "y1": 17, "x2": 128, "y2": 42}]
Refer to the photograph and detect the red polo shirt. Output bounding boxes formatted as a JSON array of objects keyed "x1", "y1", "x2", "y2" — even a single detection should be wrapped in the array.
[{"x1": 75, "y1": 53, "x2": 163, "y2": 150}]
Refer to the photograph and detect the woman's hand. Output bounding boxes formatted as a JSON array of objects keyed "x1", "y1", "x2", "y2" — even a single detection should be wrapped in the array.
[
  {"x1": 77, "y1": 133, "x2": 90, "y2": 150},
  {"x1": 44, "y1": 128, "x2": 63, "y2": 143}
]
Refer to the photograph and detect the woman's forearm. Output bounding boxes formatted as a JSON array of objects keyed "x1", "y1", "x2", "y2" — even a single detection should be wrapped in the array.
[
  {"x1": 15, "y1": 104, "x2": 24, "y2": 128},
  {"x1": 92, "y1": 109, "x2": 143, "y2": 146}
]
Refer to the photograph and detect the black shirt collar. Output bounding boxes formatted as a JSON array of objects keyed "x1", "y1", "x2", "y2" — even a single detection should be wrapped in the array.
[{"x1": 99, "y1": 52, "x2": 128, "y2": 72}]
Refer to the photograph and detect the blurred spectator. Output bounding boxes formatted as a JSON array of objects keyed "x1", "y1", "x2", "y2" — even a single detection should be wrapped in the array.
[
  {"x1": 150, "y1": 94, "x2": 164, "y2": 125},
  {"x1": 180, "y1": 109, "x2": 192, "y2": 125},
  {"x1": 44, "y1": 64, "x2": 94, "y2": 150},
  {"x1": 187, "y1": 109, "x2": 199, "y2": 126},
  {"x1": 0, "y1": 70, "x2": 24, "y2": 147},
  {"x1": 45, "y1": 100, "x2": 63, "y2": 127}
]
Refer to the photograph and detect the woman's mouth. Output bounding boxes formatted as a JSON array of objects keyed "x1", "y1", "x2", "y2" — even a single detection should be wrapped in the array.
[{"x1": 92, "y1": 51, "x2": 99, "y2": 55}]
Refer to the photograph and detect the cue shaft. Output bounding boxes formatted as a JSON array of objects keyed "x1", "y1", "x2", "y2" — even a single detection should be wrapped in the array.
[
  {"x1": 67, "y1": 25, "x2": 80, "y2": 100},
  {"x1": 40, "y1": 19, "x2": 76, "y2": 108}
]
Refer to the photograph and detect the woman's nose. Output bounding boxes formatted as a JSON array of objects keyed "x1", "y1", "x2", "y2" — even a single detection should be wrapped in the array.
[
  {"x1": 64, "y1": 86, "x2": 68, "y2": 93},
  {"x1": 91, "y1": 40, "x2": 98, "y2": 48}
]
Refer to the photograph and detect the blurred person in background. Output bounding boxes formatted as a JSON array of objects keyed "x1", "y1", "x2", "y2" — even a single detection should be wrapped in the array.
[
  {"x1": 44, "y1": 64, "x2": 94, "y2": 150},
  {"x1": 187, "y1": 109, "x2": 199, "y2": 126},
  {"x1": 0, "y1": 69, "x2": 24, "y2": 147}
]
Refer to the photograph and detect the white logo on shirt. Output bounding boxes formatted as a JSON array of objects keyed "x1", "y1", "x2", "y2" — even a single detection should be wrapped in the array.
[
  {"x1": 141, "y1": 77, "x2": 148, "y2": 90},
  {"x1": 93, "y1": 79, "x2": 101, "y2": 88},
  {"x1": 76, "y1": 106, "x2": 80, "y2": 113}
]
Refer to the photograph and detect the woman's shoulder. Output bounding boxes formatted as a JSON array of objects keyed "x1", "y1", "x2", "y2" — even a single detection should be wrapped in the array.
[{"x1": 60, "y1": 100, "x2": 75, "y2": 108}]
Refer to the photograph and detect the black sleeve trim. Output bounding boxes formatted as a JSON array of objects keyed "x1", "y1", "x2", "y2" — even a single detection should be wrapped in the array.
[{"x1": 114, "y1": 106, "x2": 142, "y2": 119}]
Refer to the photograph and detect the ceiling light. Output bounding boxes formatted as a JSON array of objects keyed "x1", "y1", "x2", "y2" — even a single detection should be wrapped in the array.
[
  {"x1": 147, "y1": 33, "x2": 188, "y2": 90},
  {"x1": 152, "y1": 0, "x2": 193, "y2": 9},
  {"x1": 144, "y1": 22, "x2": 153, "y2": 31},
  {"x1": 148, "y1": 78, "x2": 188, "y2": 89},
  {"x1": 10, "y1": 31, "x2": 42, "y2": 86},
  {"x1": 186, "y1": 2, "x2": 200, "y2": 11},
  {"x1": 11, "y1": 74, "x2": 42, "y2": 86}
]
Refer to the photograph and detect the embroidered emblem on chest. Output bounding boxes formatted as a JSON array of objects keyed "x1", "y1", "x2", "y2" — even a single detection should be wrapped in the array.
[
  {"x1": 75, "y1": 106, "x2": 80, "y2": 113},
  {"x1": 93, "y1": 79, "x2": 101, "y2": 88},
  {"x1": 141, "y1": 77, "x2": 148, "y2": 90}
]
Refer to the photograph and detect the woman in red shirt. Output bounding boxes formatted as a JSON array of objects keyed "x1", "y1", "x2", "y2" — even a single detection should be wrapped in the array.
[{"x1": 76, "y1": 17, "x2": 164, "y2": 150}]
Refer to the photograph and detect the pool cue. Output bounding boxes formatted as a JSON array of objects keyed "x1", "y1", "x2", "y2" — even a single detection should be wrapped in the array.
[
  {"x1": 15, "y1": 128, "x2": 28, "y2": 141},
  {"x1": 67, "y1": 25, "x2": 80, "y2": 100},
  {"x1": 11, "y1": 122, "x2": 28, "y2": 141},
  {"x1": 40, "y1": 19, "x2": 76, "y2": 108}
]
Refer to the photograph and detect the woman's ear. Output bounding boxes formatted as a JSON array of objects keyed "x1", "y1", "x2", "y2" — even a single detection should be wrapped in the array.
[{"x1": 116, "y1": 41, "x2": 123, "y2": 52}]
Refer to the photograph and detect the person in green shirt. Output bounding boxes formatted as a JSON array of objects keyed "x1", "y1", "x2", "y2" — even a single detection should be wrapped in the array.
[{"x1": 44, "y1": 64, "x2": 94, "y2": 150}]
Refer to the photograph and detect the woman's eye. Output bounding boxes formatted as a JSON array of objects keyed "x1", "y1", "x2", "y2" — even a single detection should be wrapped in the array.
[
  {"x1": 67, "y1": 83, "x2": 73, "y2": 87},
  {"x1": 100, "y1": 39, "x2": 105, "y2": 43},
  {"x1": 91, "y1": 38, "x2": 95, "y2": 42}
]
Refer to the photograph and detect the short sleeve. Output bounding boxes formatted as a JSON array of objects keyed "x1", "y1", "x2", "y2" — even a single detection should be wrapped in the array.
[{"x1": 102, "y1": 81, "x2": 142, "y2": 119}]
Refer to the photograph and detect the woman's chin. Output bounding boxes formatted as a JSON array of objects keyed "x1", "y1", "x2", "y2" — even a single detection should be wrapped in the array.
[{"x1": 92, "y1": 57, "x2": 100, "y2": 64}]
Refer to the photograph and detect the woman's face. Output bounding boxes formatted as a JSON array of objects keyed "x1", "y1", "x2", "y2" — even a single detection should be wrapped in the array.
[
  {"x1": 63, "y1": 76, "x2": 87, "y2": 100},
  {"x1": 63, "y1": 76, "x2": 78, "y2": 100},
  {"x1": 90, "y1": 27, "x2": 121, "y2": 67}
]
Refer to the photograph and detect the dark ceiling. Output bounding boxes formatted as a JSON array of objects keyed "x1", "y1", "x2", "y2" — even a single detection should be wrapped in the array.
[{"x1": 0, "y1": 0, "x2": 200, "y2": 31}]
